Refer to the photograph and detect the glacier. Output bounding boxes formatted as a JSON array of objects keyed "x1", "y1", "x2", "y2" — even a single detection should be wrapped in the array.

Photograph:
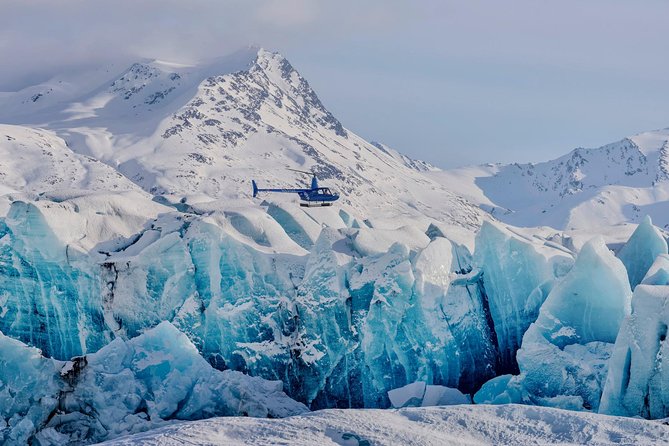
[
  {"x1": 0, "y1": 197, "x2": 508, "y2": 442},
  {"x1": 4, "y1": 189, "x2": 668, "y2": 444},
  {"x1": 0, "y1": 195, "x2": 500, "y2": 409}
]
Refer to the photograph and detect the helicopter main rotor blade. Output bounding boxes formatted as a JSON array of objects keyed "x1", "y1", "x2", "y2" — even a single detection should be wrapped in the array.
[{"x1": 286, "y1": 168, "x2": 314, "y2": 176}]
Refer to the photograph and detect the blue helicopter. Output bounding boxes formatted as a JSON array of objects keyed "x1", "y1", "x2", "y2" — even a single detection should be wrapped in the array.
[{"x1": 252, "y1": 169, "x2": 339, "y2": 207}]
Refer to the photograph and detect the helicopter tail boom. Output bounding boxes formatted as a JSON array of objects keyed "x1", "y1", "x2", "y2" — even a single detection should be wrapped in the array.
[{"x1": 252, "y1": 180, "x2": 310, "y2": 197}]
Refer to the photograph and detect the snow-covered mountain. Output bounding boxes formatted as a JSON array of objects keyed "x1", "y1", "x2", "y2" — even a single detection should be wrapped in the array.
[
  {"x1": 0, "y1": 47, "x2": 485, "y2": 231},
  {"x1": 431, "y1": 128, "x2": 669, "y2": 230}
]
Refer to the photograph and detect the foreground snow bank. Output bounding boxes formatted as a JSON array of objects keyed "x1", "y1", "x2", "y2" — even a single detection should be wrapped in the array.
[{"x1": 100, "y1": 404, "x2": 669, "y2": 446}]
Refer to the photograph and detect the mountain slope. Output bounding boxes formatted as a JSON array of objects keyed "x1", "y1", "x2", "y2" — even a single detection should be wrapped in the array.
[
  {"x1": 0, "y1": 124, "x2": 141, "y2": 196},
  {"x1": 431, "y1": 128, "x2": 669, "y2": 230}
]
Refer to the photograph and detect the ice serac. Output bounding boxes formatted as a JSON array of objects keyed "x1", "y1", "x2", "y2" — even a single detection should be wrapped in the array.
[
  {"x1": 290, "y1": 233, "x2": 497, "y2": 409},
  {"x1": 474, "y1": 221, "x2": 573, "y2": 373},
  {"x1": 0, "y1": 322, "x2": 306, "y2": 445},
  {"x1": 508, "y1": 238, "x2": 632, "y2": 411},
  {"x1": 600, "y1": 254, "x2": 669, "y2": 418},
  {"x1": 0, "y1": 201, "x2": 108, "y2": 359},
  {"x1": 350, "y1": 237, "x2": 496, "y2": 407},
  {"x1": 291, "y1": 228, "x2": 353, "y2": 408},
  {"x1": 0, "y1": 330, "x2": 62, "y2": 445},
  {"x1": 410, "y1": 238, "x2": 497, "y2": 392},
  {"x1": 617, "y1": 215, "x2": 667, "y2": 289},
  {"x1": 106, "y1": 214, "x2": 303, "y2": 386}
]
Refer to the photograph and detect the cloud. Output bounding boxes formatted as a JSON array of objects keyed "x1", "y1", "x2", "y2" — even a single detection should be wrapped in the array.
[
  {"x1": 0, "y1": 0, "x2": 421, "y2": 89},
  {"x1": 2, "y1": 0, "x2": 668, "y2": 167},
  {"x1": 255, "y1": 0, "x2": 318, "y2": 26}
]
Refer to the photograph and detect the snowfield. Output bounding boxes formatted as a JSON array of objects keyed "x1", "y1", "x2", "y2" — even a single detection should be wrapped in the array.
[{"x1": 100, "y1": 404, "x2": 669, "y2": 446}]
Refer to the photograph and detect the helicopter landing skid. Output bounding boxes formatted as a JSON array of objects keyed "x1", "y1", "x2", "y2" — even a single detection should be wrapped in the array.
[{"x1": 300, "y1": 202, "x2": 333, "y2": 207}]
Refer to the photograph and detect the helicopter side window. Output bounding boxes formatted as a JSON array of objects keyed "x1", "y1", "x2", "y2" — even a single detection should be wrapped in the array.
[{"x1": 321, "y1": 188, "x2": 332, "y2": 195}]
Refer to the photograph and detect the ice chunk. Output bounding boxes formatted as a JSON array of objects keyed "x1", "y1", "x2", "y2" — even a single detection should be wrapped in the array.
[
  {"x1": 388, "y1": 382, "x2": 427, "y2": 408},
  {"x1": 0, "y1": 330, "x2": 61, "y2": 445},
  {"x1": 600, "y1": 255, "x2": 669, "y2": 418},
  {"x1": 473, "y1": 374, "x2": 522, "y2": 405},
  {"x1": 512, "y1": 237, "x2": 632, "y2": 411},
  {"x1": 617, "y1": 215, "x2": 667, "y2": 289},
  {"x1": 421, "y1": 385, "x2": 471, "y2": 406},
  {"x1": 0, "y1": 322, "x2": 307, "y2": 444},
  {"x1": 388, "y1": 382, "x2": 471, "y2": 408},
  {"x1": 474, "y1": 221, "x2": 574, "y2": 372}
]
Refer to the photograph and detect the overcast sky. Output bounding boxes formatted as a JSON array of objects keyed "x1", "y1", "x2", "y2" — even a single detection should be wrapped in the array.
[{"x1": 2, "y1": 0, "x2": 668, "y2": 167}]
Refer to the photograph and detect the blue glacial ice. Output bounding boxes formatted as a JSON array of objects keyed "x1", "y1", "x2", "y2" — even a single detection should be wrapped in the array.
[
  {"x1": 474, "y1": 221, "x2": 573, "y2": 373},
  {"x1": 0, "y1": 321, "x2": 306, "y2": 445},
  {"x1": 292, "y1": 232, "x2": 498, "y2": 408},
  {"x1": 0, "y1": 329, "x2": 61, "y2": 445},
  {"x1": 617, "y1": 215, "x2": 668, "y2": 289},
  {"x1": 0, "y1": 198, "x2": 501, "y2": 415},
  {"x1": 477, "y1": 237, "x2": 632, "y2": 411},
  {"x1": 600, "y1": 254, "x2": 669, "y2": 418},
  {"x1": 4, "y1": 192, "x2": 669, "y2": 441},
  {"x1": 0, "y1": 201, "x2": 108, "y2": 359}
]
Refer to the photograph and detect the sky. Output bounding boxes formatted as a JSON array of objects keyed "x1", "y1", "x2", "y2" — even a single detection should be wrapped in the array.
[{"x1": 1, "y1": 0, "x2": 668, "y2": 168}]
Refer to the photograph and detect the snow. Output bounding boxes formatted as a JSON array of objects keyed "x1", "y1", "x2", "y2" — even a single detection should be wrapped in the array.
[
  {"x1": 432, "y1": 129, "x2": 669, "y2": 231},
  {"x1": 0, "y1": 48, "x2": 489, "y2": 231},
  {"x1": 0, "y1": 125, "x2": 141, "y2": 195},
  {"x1": 100, "y1": 404, "x2": 669, "y2": 446}
]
